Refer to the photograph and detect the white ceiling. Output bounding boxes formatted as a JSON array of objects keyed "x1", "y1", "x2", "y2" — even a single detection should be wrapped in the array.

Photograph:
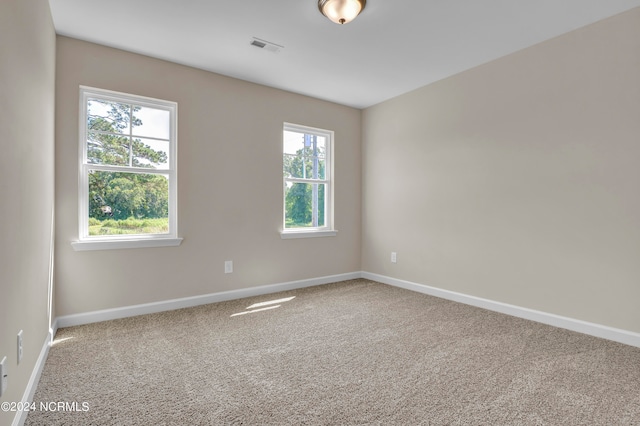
[{"x1": 48, "y1": 0, "x2": 640, "y2": 109}]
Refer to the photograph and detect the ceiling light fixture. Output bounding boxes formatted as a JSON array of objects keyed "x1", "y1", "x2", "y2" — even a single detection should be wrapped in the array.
[{"x1": 318, "y1": 0, "x2": 366, "y2": 25}]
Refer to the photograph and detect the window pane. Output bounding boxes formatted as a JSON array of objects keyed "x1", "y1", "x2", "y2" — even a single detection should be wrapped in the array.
[
  {"x1": 284, "y1": 131, "x2": 326, "y2": 156},
  {"x1": 315, "y1": 136, "x2": 326, "y2": 152},
  {"x1": 88, "y1": 170, "x2": 169, "y2": 235},
  {"x1": 87, "y1": 132, "x2": 130, "y2": 166},
  {"x1": 87, "y1": 99, "x2": 130, "y2": 134},
  {"x1": 283, "y1": 154, "x2": 302, "y2": 178},
  {"x1": 132, "y1": 106, "x2": 171, "y2": 139},
  {"x1": 132, "y1": 138, "x2": 169, "y2": 169},
  {"x1": 307, "y1": 157, "x2": 325, "y2": 180},
  {"x1": 284, "y1": 183, "x2": 325, "y2": 228},
  {"x1": 283, "y1": 130, "x2": 304, "y2": 155},
  {"x1": 283, "y1": 154, "x2": 325, "y2": 180}
]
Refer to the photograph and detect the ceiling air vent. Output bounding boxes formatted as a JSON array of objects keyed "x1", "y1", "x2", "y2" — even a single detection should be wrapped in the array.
[{"x1": 250, "y1": 37, "x2": 283, "y2": 53}]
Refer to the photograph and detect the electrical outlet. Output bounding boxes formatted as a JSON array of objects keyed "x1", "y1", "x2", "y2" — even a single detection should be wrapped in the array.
[
  {"x1": 0, "y1": 356, "x2": 7, "y2": 398},
  {"x1": 391, "y1": 252, "x2": 397, "y2": 263},
  {"x1": 225, "y1": 260, "x2": 233, "y2": 274},
  {"x1": 17, "y1": 330, "x2": 23, "y2": 364}
]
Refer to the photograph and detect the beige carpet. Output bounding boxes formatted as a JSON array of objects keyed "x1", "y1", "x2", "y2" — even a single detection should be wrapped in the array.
[{"x1": 26, "y1": 279, "x2": 640, "y2": 425}]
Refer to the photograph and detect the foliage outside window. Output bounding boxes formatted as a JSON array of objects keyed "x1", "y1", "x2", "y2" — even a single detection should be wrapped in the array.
[
  {"x1": 74, "y1": 87, "x2": 180, "y2": 250},
  {"x1": 282, "y1": 123, "x2": 335, "y2": 238}
]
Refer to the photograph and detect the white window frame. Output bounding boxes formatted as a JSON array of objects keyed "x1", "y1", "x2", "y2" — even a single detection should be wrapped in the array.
[
  {"x1": 72, "y1": 86, "x2": 182, "y2": 251},
  {"x1": 281, "y1": 122, "x2": 337, "y2": 239}
]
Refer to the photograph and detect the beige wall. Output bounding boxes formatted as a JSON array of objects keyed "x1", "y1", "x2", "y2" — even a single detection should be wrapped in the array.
[
  {"x1": 55, "y1": 37, "x2": 361, "y2": 317},
  {"x1": 0, "y1": 0, "x2": 55, "y2": 420},
  {"x1": 362, "y1": 8, "x2": 640, "y2": 333}
]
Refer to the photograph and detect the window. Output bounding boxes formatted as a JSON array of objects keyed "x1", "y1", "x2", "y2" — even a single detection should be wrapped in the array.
[
  {"x1": 282, "y1": 123, "x2": 336, "y2": 239},
  {"x1": 72, "y1": 87, "x2": 181, "y2": 251}
]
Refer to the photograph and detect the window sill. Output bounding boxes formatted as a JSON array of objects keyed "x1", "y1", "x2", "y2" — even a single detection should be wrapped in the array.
[
  {"x1": 71, "y1": 237, "x2": 183, "y2": 251},
  {"x1": 280, "y1": 230, "x2": 338, "y2": 239}
]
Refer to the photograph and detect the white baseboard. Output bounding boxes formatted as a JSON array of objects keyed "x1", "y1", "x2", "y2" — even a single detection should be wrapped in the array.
[
  {"x1": 56, "y1": 272, "x2": 361, "y2": 329},
  {"x1": 53, "y1": 270, "x2": 640, "y2": 349},
  {"x1": 50, "y1": 319, "x2": 59, "y2": 341},
  {"x1": 12, "y1": 331, "x2": 53, "y2": 426},
  {"x1": 362, "y1": 272, "x2": 640, "y2": 349}
]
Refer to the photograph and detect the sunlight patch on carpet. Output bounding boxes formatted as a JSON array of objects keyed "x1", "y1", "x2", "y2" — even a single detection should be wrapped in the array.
[
  {"x1": 246, "y1": 296, "x2": 296, "y2": 310},
  {"x1": 231, "y1": 305, "x2": 281, "y2": 317}
]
